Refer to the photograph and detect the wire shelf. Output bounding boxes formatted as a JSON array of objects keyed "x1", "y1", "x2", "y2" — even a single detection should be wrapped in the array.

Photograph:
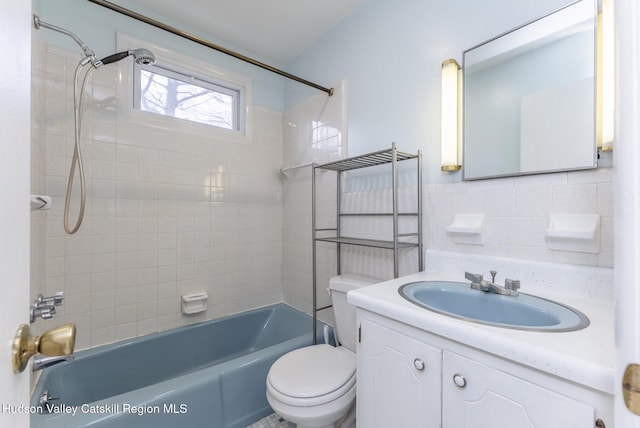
[
  {"x1": 315, "y1": 147, "x2": 418, "y2": 172},
  {"x1": 315, "y1": 236, "x2": 420, "y2": 249}
]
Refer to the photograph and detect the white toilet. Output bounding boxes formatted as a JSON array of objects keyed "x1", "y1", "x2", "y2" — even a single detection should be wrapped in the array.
[{"x1": 266, "y1": 275, "x2": 376, "y2": 428}]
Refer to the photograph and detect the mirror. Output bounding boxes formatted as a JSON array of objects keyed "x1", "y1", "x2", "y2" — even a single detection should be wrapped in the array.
[{"x1": 462, "y1": 0, "x2": 598, "y2": 180}]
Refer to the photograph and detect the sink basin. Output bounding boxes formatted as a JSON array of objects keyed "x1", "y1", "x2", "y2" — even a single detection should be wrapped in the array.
[{"x1": 399, "y1": 281, "x2": 589, "y2": 332}]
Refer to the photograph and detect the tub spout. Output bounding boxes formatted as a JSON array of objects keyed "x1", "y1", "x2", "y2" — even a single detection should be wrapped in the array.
[{"x1": 32, "y1": 354, "x2": 74, "y2": 372}]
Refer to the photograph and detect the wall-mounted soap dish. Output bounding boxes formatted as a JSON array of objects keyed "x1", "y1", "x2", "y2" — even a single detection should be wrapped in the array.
[
  {"x1": 545, "y1": 213, "x2": 600, "y2": 253},
  {"x1": 445, "y1": 214, "x2": 485, "y2": 245},
  {"x1": 181, "y1": 292, "x2": 208, "y2": 315}
]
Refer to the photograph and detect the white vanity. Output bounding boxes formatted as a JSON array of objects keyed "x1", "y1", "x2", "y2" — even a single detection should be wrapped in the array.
[{"x1": 347, "y1": 270, "x2": 614, "y2": 428}]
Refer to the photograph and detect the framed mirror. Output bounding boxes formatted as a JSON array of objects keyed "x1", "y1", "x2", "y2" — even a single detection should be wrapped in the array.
[{"x1": 462, "y1": 0, "x2": 598, "y2": 180}]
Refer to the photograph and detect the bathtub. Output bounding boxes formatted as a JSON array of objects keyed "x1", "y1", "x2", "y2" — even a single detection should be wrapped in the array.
[{"x1": 31, "y1": 304, "x2": 324, "y2": 428}]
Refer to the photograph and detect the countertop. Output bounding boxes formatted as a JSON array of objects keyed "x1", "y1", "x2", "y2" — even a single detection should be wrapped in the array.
[{"x1": 347, "y1": 271, "x2": 615, "y2": 395}]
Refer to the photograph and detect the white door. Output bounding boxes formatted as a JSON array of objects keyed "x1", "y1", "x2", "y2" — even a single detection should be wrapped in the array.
[
  {"x1": 0, "y1": 1, "x2": 32, "y2": 427},
  {"x1": 615, "y1": 0, "x2": 640, "y2": 427}
]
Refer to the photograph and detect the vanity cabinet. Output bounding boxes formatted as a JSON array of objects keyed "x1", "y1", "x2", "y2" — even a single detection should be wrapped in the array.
[
  {"x1": 357, "y1": 318, "x2": 441, "y2": 428},
  {"x1": 442, "y1": 351, "x2": 594, "y2": 428},
  {"x1": 356, "y1": 310, "x2": 612, "y2": 428}
]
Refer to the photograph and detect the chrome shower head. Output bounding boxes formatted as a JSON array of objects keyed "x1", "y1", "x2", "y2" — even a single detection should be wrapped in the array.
[
  {"x1": 131, "y1": 48, "x2": 156, "y2": 65},
  {"x1": 100, "y1": 48, "x2": 157, "y2": 67}
]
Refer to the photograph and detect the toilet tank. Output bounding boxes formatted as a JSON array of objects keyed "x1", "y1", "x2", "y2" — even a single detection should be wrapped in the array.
[{"x1": 328, "y1": 275, "x2": 379, "y2": 352}]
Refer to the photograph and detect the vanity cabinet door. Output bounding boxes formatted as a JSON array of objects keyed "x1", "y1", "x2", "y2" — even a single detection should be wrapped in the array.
[
  {"x1": 443, "y1": 350, "x2": 595, "y2": 428},
  {"x1": 356, "y1": 318, "x2": 441, "y2": 428}
]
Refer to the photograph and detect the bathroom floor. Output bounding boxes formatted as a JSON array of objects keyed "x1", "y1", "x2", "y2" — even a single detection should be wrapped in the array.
[{"x1": 247, "y1": 412, "x2": 295, "y2": 428}]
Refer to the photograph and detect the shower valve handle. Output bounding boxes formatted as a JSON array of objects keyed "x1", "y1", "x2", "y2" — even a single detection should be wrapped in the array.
[
  {"x1": 39, "y1": 291, "x2": 64, "y2": 307},
  {"x1": 30, "y1": 292, "x2": 64, "y2": 323}
]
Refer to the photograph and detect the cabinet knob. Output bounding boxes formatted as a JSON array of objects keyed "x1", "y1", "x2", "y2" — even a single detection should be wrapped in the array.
[
  {"x1": 413, "y1": 358, "x2": 425, "y2": 371},
  {"x1": 453, "y1": 373, "x2": 467, "y2": 388}
]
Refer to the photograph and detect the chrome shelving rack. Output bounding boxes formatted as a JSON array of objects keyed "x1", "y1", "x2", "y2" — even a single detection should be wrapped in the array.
[{"x1": 311, "y1": 143, "x2": 423, "y2": 342}]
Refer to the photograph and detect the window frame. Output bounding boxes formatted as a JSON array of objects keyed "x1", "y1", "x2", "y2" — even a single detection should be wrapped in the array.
[
  {"x1": 116, "y1": 33, "x2": 252, "y2": 142},
  {"x1": 133, "y1": 61, "x2": 245, "y2": 132}
]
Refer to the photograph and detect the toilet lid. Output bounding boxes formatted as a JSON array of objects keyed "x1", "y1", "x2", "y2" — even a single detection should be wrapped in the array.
[{"x1": 268, "y1": 344, "x2": 356, "y2": 399}]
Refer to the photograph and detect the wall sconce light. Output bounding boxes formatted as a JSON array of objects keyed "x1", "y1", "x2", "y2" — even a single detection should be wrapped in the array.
[
  {"x1": 441, "y1": 58, "x2": 462, "y2": 171},
  {"x1": 598, "y1": 0, "x2": 614, "y2": 151}
]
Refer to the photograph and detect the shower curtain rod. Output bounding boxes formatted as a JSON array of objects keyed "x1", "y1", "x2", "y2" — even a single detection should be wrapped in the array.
[{"x1": 87, "y1": 0, "x2": 334, "y2": 96}]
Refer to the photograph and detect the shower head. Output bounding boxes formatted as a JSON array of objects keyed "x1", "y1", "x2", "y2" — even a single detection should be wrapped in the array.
[
  {"x1": 131, "y1": 48, "x2": 156, "y2": 65},
  {"x1": 99, "y1": 48, "x2": 157, "y2": 66}
]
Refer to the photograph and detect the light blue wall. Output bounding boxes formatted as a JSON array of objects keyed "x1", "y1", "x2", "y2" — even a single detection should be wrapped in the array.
[
  {"x1": 285, "y1": 0, "x2": 577, "y2": 182},
  {"x1": 32, "y1": 0, "x2": 286, "y2": 111}
]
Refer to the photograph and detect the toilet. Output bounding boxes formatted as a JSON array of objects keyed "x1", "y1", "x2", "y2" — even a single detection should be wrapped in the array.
[{"x1": 266, "y1": 275, "x2": 376, "y2": 428}]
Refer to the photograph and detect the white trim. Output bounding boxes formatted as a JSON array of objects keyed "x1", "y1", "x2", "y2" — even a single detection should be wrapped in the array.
[
  {"x1": 614, "y1": 0, "x2": 640, "y2": 425},
  {"x1": 0, "y1": 1, "x2": 31, "y2": 425}
]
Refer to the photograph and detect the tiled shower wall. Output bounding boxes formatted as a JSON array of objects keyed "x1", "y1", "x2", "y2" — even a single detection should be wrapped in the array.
[
  {"x1": 281, "y1": 82, "x2": 346, "y2": 317},
  {"x1": 31, "y1": 44, "x2": 285, "y2": 349},
  {"x1": 282, "y1": 87, "x2": 613, "y2": 317}
]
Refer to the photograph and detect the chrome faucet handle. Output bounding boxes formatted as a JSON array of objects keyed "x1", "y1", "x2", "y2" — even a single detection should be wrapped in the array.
[
  {"x1": 30, "y1": 304, "x2": 57, "y2": 323},
  {"x1": 490, "y1": 270, "x2": 497, "y2": 283},
  {"x1": 464, "y1": 272, "x2": 483, "y2": 283},
  {"x1": 40, "y1": 306, "x2": 56, "y2": 319},
  {"x1": 505, "y1": 278, "x2": 520, "y2": 295},
  {"x1": 40, "y1": 291, "x2": 64, "y2": 307},
  {"x1": 30, "y1": 292, "x2": 64, "y2": 323}
]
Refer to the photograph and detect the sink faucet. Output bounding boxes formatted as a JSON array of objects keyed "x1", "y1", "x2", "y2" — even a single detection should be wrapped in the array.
[
  {"x1": 32, "y1": 354, "x2": 74, "y2": 372},
  {"x1": 465, "y1": 271, "x2": 520, "y2": 296}
]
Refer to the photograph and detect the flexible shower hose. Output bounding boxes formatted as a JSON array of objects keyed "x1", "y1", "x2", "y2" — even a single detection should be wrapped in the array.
[{"x1": 63, "y1": 59, "x2": 94, "y2": 234}]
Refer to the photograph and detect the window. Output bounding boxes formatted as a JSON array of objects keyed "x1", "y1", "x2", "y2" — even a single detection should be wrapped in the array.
[{"x1": 134, "y1": 62, "x2": 244, "y2": 132}]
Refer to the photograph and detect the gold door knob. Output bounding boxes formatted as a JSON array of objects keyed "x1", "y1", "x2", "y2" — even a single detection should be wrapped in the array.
[
  {"x1": 12, "y1": 323, "x2": 75, "y2": 373},
  {"x1": 624, "y1": 363, "x2": 640, "y2": 415}
]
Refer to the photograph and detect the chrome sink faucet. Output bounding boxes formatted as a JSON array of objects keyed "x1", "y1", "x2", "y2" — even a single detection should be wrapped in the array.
[{"x1": 465, "y1": 271, "x2": 520, "y2": 296}]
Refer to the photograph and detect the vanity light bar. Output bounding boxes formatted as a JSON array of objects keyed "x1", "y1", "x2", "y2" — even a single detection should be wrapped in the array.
[{"x1": 441, "y1": 59, "x2": 462, "y2": 172}]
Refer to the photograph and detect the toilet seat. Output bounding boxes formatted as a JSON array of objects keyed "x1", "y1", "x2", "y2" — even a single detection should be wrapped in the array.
[{"x1": 267, "y1": 344, "x2": 356, "y2": 407}]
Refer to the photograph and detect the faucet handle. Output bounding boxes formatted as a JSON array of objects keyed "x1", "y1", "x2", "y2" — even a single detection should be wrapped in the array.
[
  {"x1": 465, "y1": 272, "x2": 483, "y2": 283},
  {"x1": 505, "y1": 278, "x2": 520, "y2": 295},
  {"x1": 41, "y1": 291, "x2": 64, "y2": 307},
  {"x1": 30, "y1": 292, "x2": 64, "y2": 323},
  {"x1": 39, "y1": 306, "x2": 57, "y2": 320}
]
